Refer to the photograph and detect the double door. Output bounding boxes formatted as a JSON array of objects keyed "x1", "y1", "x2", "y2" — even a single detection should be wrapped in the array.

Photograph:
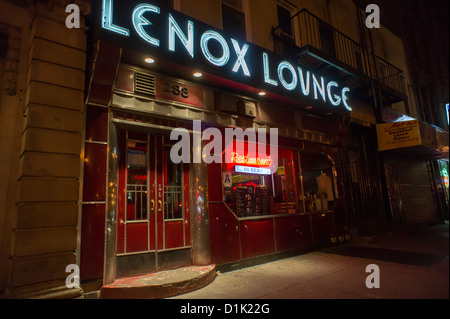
[{"x1": 116, "y1": 130, "x2": 191, "y2": 277}]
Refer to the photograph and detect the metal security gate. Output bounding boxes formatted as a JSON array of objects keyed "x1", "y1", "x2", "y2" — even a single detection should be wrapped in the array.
[{"x1": 386, "y1": 154, "x2": 438, "y2": 226}]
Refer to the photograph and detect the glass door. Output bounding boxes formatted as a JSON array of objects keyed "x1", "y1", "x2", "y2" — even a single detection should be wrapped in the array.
[{"x1": 116, "y1": 130, "x2": 191, "y2": 277}]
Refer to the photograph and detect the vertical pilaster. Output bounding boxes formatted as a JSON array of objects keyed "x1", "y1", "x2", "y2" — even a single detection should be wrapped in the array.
[
  {"x1": 190, "y1": 126, "x2": 211, "y2": 265},
  {"x1": 4, "y1": 3, "x2": 87, "y2": 298}
]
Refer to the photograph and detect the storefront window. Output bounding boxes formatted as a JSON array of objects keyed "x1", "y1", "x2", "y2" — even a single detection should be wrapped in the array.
[
  {"x1": 222, "y1": 142, "x2": 299, "y2": 217},
  {"x1": 126, "y1": 141, "x2": 148, "y2": 220},
  {"x1": 299, "y1": 150, "x2": 335, "y2": 212}
]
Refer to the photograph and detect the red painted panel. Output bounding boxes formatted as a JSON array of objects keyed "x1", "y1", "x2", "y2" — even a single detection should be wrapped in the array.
[
  {"x1": 164, "y1": 220, "x2": 184, "y2": 249},
  {"x1": 126, "y1": 222, "x2": 149, "y2": 252},
  {"x1": 209, "y1": 203, "x2": 240, "y2": 265},
  {"x1": 298, "y1": 214, "x2": 313, "y2": 247},
  {"x1": 80, "y1": 204, "x2": 105, "y2": 281},
  {"x1": 240, "y1": 219, "x2": 275, "y2": 259},
  {"x1": 156, "y1": 136, "x2": 164, "y2": 250},
  {"x1": 117, "y1": 218, "x2": 125, "y2": 254},
  {"x1": 311, "y1": 212, "x2": 333, "y2": 246},
  {"x1": 274, "y1": 215, "x2": 302, "y2": 251},
  {"x1": 333, "y1": 199, "x2": 349, "y2": 239},
  {"x1": 273, "y1": 215, "x2": 312, "y2": 251},
  {"x1": 83, "y1": 143, "x2": 107, "y2": 202},
  {"x1": 116, "y1": 131, "x2": 127, "y2": 253},
  {"x1": 183, "y1": 163, "x2": 191, "y2": 245},
  {"x1": 85, "y1": 105, "x2": 108, "y2": 143},
  {"x1": 115, "y1": 67, "x2": 134, "y2": 92},
  {"x1": 148, "y1": 136, "x2": 156, "y2": 251},
  {"x1": 207, "y1": 162, "x2": 222, "y2": 201}
]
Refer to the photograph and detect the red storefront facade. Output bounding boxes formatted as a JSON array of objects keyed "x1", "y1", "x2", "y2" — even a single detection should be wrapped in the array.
[{"x1": 79, "y1": 0, "x2": 353, "y2": 287}]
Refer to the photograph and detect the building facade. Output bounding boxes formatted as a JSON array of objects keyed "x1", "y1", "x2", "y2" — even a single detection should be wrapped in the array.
[{"x1": 0, "y1": 0, "x2": 447, "y2": 298}]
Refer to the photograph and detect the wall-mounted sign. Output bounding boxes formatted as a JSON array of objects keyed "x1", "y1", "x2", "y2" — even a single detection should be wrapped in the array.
[
  {"x1": 376, "y1": 120, "x2": 421, "y2": 151},
  {"x1": 98, "y1": 0, "x2": 352, "y2": 113},
  {"x1": 223, "y1": 172, "x2": 232, "y2": 187},
  {"x1": 155, "y1": 76, "x2": 205, "y2": 107},
  {"x1": 127, "y1": 149, "x2": 147, "y2": 166},
  {"x1": 235, "y1": 165, "x2": 272, "y2": 175},
  {"x1": 230, "y1": 152, "x2": 272, "y2": 167}
]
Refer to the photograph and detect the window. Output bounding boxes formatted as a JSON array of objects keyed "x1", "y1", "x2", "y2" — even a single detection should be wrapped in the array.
[
  {"x1": 126, "y1": 141, "x2": 148, "y2": 221},
  {"x1": 319, "y1": 21, "x2": 335, "y2": 57},
  {"x1": 222, "y1": 0, "x2": 246, "y2": 39},
  {"x1": 299, "y1": 150, "x2": 335, "y2": 212},
  {"x1": 277, "y1": 4, "x2": 293, "y2": 37},
  {"x1": 223, "y1": 141, "x2": 300, "y2": 217}
]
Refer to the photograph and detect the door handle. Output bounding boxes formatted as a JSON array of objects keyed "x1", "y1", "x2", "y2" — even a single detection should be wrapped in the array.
[
  {"x1": 119, "y1": 218, "x2": 125, "y2": 225},
  {"x1": 150, "y1": 199, "x2": 155, "y2": 212},
  {"x1": 158, "y1": 199, "x2": 163, "y2": 213}
]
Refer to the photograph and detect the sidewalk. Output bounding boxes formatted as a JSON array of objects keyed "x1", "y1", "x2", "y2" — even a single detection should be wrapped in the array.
[{"x1": 170, "y1": 222, "x2": 449, "y2": 299}]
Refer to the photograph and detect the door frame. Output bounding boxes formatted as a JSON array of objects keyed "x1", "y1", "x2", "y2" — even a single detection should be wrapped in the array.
[{"x1": 103, "y1": 119, "x2": 192, "y2": 284}]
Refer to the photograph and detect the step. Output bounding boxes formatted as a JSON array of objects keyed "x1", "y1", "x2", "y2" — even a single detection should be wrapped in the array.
[{"x1": 100, "y1": 265, "x2": 216, "y2": 299}]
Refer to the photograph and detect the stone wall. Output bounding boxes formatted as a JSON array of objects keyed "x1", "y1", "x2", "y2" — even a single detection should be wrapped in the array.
[{"x1": 0, "y1": 0, "x2": 88, "y2": 298}]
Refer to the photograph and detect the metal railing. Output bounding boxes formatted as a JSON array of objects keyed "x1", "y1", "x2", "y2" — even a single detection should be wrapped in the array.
[
  {"x1": 163, "y1": 185, "x2": 183, "y2": 220},
  {"x1": 272, "y1": 9, "x2": 406, "y2": 97}
]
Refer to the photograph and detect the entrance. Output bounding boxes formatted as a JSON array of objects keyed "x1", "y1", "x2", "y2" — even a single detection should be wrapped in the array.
[{"x1": 116, "y1": 130, "x2": 191, "y2": 277}]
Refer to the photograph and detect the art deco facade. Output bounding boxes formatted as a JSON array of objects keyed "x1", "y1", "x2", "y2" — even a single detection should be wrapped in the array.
[{"x1": 0, "y1": 0, "x2": 447, "y2": 298}]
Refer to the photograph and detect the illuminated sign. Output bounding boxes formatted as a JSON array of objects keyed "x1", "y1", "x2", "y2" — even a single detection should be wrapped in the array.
[
  {"x1": 230, "y1": 152, "x2": 272, "y2": 167},
  {"x1": 235, "y1": 165, "x2": 271, "y2": 175},
  {"x1": 98, "y1": 0, "x2": 352, "y2": 112},
  {"x1": 376, "y1": 120, "x2": 421, "y2": 151},
  {"x1": 442, "y1": 167, "x2": 449, "y2": 189},
  {"x1": 446, "y1": 103, "x2": 449, "y2": 126}
]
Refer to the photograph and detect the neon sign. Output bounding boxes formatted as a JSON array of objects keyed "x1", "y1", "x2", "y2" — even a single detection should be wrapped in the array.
[
  {"x1": 235, "y1": 165, "x2": 271, "y2": 175},
  {"x1": 230, "y1": 152, "x2": 272, "y2": 167},
  {"x1": 442, "y1": 167, "x2": 449, "y2": 189},
  {"x1": 100, "y1": 0, "x2": 352, "y2": 111}
]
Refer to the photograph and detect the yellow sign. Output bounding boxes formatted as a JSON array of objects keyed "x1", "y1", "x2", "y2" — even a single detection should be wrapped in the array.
[{"x1": 376, "y1": 120, "x2": 422, "y2": 151}]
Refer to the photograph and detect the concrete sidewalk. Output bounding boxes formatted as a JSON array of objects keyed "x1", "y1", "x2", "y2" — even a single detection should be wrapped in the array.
[{"x1": 170, "y1": 222, "x2": 449, "y2": 299}]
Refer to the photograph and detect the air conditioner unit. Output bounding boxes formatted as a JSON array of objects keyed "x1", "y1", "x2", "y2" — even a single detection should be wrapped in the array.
[
  {"x1": 214, "y1": 91, "x2": 238, "y2": 113},
  {"x1": 238, "y1": 100, "x2": 257, "y2": 118}
]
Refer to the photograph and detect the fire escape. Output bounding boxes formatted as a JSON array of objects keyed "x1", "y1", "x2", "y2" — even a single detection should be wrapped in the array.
[{"x1": 271, "y1": 8, "x2": 408, "y2": 114}]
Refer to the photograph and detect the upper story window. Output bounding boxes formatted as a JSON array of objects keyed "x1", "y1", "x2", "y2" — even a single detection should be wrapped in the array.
[
  {"x1": 222, "y1": 0, "x2": 246, "y2": 39},
  {"x1": 277, "y1": 3, "x2": 294, "y2": 38}
]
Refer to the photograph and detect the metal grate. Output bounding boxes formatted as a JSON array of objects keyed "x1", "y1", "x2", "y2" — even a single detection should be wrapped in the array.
[{"x1": 134, "y1": 72, "x2": 156, "y2": 96}]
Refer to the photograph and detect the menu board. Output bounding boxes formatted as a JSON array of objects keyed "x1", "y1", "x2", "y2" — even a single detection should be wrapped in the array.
[
  {"x1": 256, "y1": 186, "x2": 271, "y2": 215},
  {"x1": 127, "y1": 149, "x2": 146, "y2": 167},
  {"x1": 236, "y1": 186, "x2": 255, "y2": 217}
]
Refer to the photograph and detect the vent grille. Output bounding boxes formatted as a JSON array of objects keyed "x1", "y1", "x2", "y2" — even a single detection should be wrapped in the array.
[{"x1": 134, "y1": 72, "x2": 156, "y2": 96}]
